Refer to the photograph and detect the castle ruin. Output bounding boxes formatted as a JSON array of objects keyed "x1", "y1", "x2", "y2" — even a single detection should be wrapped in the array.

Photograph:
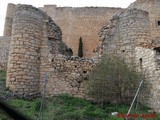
[{"x1": 0, "y1": 0, "x2": 160, "y2": 112}]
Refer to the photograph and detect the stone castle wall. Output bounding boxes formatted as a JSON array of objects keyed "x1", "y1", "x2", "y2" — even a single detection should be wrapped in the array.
[
  {"x1": 5, "y1": 4, "x2": 97, "y2": 98},
  {"x1": 0, "y1": 37, "x2": 10, "y2": 70},
  {"x1": 1, "y1": 0, "x2": 160, "y2": 112},
  {"x1": 41, "y1": 54, "x2": 97, "y2": 98},
  {"x1": 99, "y1": 7, "x2": 160, "y2": 112},
  {"x1": 6, "y1": 4, "x2": 46, "y2": 96},
  {"x1": 99, "y1": 9, "x2": 151, "y2": 65},
  {"x1": 135, "y1": 47, "x2": 160, "y2": 112},
  {"x1": 39, "y1": 11, "x2": 95, "y2": 97},
  {"x1": 3, "y1": 3, "x2": 15, "y2": 37},
  {"x1": 41, "y1": 6, "x2": 122, "y2": 57},
  {"x1": 128, "y1": 0, "x2": 160, "y2": 40}
]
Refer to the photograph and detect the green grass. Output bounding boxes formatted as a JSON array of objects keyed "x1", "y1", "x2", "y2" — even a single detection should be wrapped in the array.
[
  {"x1": 0, "y1": 94, "x2": 160, "y2": 120},
  {"x1": 0, "y1": 70, "x2": 6, "y2": 82},
  {"x1": 47, "y1": 94, "x2": 107, "y2": 120},
  {"x1": 0, "y1": 99, "x2": 41, "y2": 120}
]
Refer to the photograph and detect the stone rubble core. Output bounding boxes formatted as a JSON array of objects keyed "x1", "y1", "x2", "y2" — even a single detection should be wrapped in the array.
[{"x1": 0, "y1": 0, "x2": 160, "y2": 112}]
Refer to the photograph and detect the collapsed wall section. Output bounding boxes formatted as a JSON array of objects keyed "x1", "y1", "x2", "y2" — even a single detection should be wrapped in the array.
[
  {"x1": 41, "y1": 54, "x2": 97, "y2": 98},
  {"x1": 39, "y1": 13, "x2": 94, "y2": 97},
  {"x1": 42, "y1": 6, "x2": 123, "y2": 57},
  {"x1": 6, "y1": 4, "x2": 45, "y2": 97}
]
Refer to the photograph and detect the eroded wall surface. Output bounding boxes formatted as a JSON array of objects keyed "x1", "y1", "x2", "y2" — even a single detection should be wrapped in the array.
[
  {"x1": 99, "y1": 8, "x2": 160, "y2": 112},
  {"x1": 0, "y1": 37, "x2": 11, "y2": 70},
  {"x1": 3, "y1": 3, "x2": 15, "y2": 37},
  {"x1": 135, "y1": 47, "x2": 160, "y2": 112},
  {"x1": 6, "y1": 4, "x2": 45, "y2": 96},
  {"x1": 41, "y1": 6, "x2": 122, "y2": 57},
  {"x1": 41, "y1": 54, "x2": 97, "y2": 98},
  {"x1": 99, "y1": 9, "x2": 151, "y2": 65},
  {"x1": 128, "y1": 0, "x2": 160, "y2": 40}
]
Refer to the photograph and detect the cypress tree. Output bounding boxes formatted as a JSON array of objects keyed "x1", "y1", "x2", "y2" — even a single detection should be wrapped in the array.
[{"x1": 78, "y1": 37, "x2": 83, "y2": 57}]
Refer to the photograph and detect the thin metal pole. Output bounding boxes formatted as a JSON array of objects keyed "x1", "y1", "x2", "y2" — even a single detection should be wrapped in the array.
[
  {"x1": 38, "y1": 73, "x2": 48, "y2": 120},
  {"x1": 126, "y1": 80, "x2": 143, "y2": 119}
]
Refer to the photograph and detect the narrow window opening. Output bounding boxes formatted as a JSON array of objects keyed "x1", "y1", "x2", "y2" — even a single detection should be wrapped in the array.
[
  {"x1": 122, "y1": 50, "x2": 125, "y2": 53},
  {"x1": 154, "y1": 47, "x2": 160, "y2": 55},
  {"x1": 154, "y1": 47, "x2": 160, "y2": 66},
  {"x1": 158, "y1": 21, "x2": 160, "y2": 26},
  {"x1": 139, "y1": 58, "x2": 142, "y2": 70},
  {"x1": 36, "y1": 47, "x2": 40, "y2": 53},
  {"x1": 83, "y1": 71, "x2": 87, "y2": 74}
]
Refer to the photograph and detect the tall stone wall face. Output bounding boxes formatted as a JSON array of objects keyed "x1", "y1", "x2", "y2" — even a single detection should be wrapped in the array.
[
  {"x1": 135, "y1": 47, "x2": 160, "y2": 112},
  {"x1": 6, "y1": 4, "x2": 45, "y2": 96},
  {"x1": 3, "y1": 3, "x2": 15, "y2": 37},
  {"x1": 119, "y1": 9, "x2": 151, "y2": 64},
  {"x1": 41, "y1": 6, "x2": 122, "y2": 57},
  {"x1": 128, "y1": 0, "x2": 160, "y2": 40},
  {"x1": 0, "y1": 37, "x2": 11, "y2": 70},
  {"x1": 99, "y1": 9, "x2": 151, "y2": 65}
]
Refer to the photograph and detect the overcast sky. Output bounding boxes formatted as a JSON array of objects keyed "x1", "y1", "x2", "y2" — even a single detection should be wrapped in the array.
[{"x1": 0, "y1": 0, "x2": 136, "y2": 36}]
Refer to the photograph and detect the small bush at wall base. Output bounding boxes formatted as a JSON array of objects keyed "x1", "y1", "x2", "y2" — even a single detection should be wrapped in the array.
[{"x1": 87, "y1": 54, "x2": 145, "y2": 106}]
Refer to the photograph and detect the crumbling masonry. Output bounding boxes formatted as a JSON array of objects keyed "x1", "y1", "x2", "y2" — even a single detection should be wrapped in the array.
[{"x1": 0, "y1": 0, "x2": 160, "y2": 112}]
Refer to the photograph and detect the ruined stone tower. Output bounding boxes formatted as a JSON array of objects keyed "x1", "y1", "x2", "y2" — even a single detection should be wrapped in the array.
[
  {"x1": 6, "y1": 5, "x2": 46, "y2": 96},
  {"x1": 99, "y1": 9, "x2": 151, "y2": 64},
  {"x1": 99, "y1": 0, "x2": 160, "y2": 112},
  {"x1": 3, "y1": 3, "x2": 15, "y2": 37},
  {"x1": 128, "y1": 0, "x2": 160, "y2": 39}
]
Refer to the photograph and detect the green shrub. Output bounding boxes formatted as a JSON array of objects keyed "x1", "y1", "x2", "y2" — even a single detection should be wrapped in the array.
[{"x1": 87, "y1": 54, "x2": 144, "y2": 105}]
